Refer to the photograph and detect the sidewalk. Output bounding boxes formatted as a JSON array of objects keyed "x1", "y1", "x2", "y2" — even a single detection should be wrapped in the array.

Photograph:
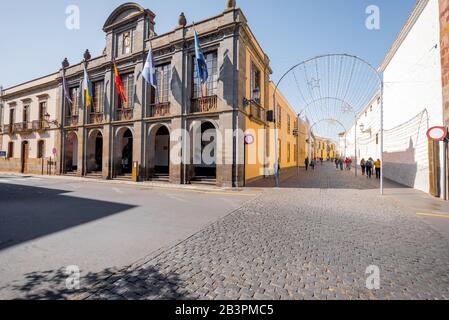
[
  {"x1": 351, "y1": 168, "x2": 449, "y2": 241},
  {"x1": 0, "y1": 172, "x2": 260, "y2": 195}
]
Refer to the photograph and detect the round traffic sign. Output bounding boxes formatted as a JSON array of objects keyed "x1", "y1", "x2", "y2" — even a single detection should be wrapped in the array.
[
  {"x1": 244, "y1": 134, "x2": 255, "y2": 145},
  {"x1": 427, "y1": 127, "x2": 447, "y2": 141}
]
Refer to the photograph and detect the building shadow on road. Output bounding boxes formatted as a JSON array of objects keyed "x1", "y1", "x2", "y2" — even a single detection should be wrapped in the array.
[
  {"x1": 2, "y1": 264, "x2": 187, "y2": 300},
  {"x1": 0, "y1": 183, "x2": 136, "y2": 251}
]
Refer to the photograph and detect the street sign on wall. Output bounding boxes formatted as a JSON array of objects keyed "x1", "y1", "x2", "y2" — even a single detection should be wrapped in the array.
[
  {"x1": 427, "y1": 127, "x2": 447, "y2": 141},
  {"x1": 0, "y1": 151, "x2": 6, "y2": 158},
  {"x1": 244, "y1": 134, "x2": 255, "y2": 145}
]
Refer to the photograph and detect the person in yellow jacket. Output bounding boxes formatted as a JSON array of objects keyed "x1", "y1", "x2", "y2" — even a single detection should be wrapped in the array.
[{"x1": 374, "y1": 159, "x2": 381, "y2": 179}]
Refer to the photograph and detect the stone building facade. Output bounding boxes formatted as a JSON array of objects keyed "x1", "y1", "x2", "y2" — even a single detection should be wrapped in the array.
[
  {"x1": 0, "y1": 1, "x2": 277, "y2": 187},
  {"x1": 0, "y1": 74, "x2": 60, "y2": 175}
]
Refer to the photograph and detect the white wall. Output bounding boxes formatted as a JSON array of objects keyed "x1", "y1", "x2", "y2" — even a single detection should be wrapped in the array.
[
  {"x1": 344, "y1": 0, "x2": 443, "y2": 193},
  {"x1": 382, "y1": 0, "x2": 443, "y2": 192}
]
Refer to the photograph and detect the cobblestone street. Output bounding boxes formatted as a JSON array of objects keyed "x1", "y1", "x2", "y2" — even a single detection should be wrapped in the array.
[{"x1": 74, "y1": 163, "x2": 449, "y2": 300}]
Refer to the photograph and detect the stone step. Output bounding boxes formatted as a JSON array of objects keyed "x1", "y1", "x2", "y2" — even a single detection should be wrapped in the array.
[
  {"x1": 85, "y1": 172, "x2": 103, "y2": 179},
  {"x1": 150, "y1": 175, "x2": 170, "y2": 182},
  {"x1": 114, "y1": 174, "x2": 133, "y2": 181},
  {"x1": 190, "y1": 177, "x2": 217, "y2": 186}
]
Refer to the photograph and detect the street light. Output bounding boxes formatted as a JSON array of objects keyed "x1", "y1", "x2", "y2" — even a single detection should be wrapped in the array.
[{"x1": 45, "y1": 112, "x2": 59, "y2": 127}]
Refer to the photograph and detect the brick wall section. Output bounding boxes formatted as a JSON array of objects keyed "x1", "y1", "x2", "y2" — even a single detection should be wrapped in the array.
[{"x1": 440, "y1": 0, "x2": 449, "y2": 126}]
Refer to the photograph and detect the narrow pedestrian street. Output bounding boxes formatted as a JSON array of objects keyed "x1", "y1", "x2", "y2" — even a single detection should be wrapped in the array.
[{"x1": 60, "y1": 163, "x2": 449, "y2": 300}]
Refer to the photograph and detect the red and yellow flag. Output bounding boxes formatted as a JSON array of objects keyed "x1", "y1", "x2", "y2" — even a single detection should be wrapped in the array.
[{"x1": 113, "y1": 62, "x2": 127, "y2": 108}]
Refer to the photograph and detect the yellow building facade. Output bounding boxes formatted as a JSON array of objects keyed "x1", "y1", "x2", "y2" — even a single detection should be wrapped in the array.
[
  {"x1": 266, "y1": 82, "x2": 300, "y2": 174},
  {"x1": 314, "y1": 137, "x2": 338, "y2": 160}
]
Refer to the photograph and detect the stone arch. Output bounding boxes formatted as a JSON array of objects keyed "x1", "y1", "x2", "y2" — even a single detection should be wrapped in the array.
[
  {"x1": 113, "y1": 127, "x2": 134, "y2": 176},
  {"x1": 64, "y1": 131, "x2": 78, "y2": 173},
  {"x1": 189, "y1": 120, "x2": 219, "y2": 181},
  {"x1": 146, "y1": 123, "x2": 171, "y2": 178},
  {"x1": 86, "y1": 129, "x2": 104, "y2": 174}
]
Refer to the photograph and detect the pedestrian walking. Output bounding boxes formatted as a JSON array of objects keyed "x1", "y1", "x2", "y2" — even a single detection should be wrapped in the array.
[
  {"x1": 339, "y1": 158, "x2": 344, "y2": 171},
  {"x1": 375, "y1": 159, "x2": 381, "y2": 179},
  {"x1": 310, "y1": 159, "x2": 316, "y2": 171},
  {"x1": 305, "y1": 157, "x2": 309, "y2": 171},
  {"x1": 335, "y1": 158, "x2": 339, "y2": 170},
  {"x1": 366, "y1": 158, "x2": 374, "y2": 179},
  {"x1": 360, "y1": 159, "x2": 366, "y2": 176}
]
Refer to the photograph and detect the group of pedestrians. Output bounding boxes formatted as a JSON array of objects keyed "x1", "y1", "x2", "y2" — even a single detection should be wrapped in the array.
[
  {"x1": 304, "y1": 157, "x2": 325, "y2": 171},
  {"x1": 334, "y1": 157, "x2": 352, "y2": 171},
  {"x1": 305, "y1": 156, "x2": 381, "y2": 180},
  {"x1": 360, "y1": 158, "x2": 382, "y2": 179}
]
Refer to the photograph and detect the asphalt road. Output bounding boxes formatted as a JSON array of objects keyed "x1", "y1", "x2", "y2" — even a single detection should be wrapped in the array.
[{"x1": 0, "y1": 175, "x2": 258, "y2": 299}]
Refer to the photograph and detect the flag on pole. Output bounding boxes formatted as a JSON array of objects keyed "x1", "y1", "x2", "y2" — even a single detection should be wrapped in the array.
[
  {"x1": 142, "y1": 43, "x2": 157, "y2": 89},
  {"x1": 62, "y1": 69, "x2": 73, "y2": 105},
  {"x1": 113, "y1": 61, "x2": 127, "y2": 108},
  {"x1": 83, "y1": 64, "x2": 93, "y2": 108},
  {"x1": 194, "y1": 30, "x2": 208, "y2": 93}
]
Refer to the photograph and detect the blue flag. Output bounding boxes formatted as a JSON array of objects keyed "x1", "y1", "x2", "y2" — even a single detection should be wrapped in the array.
[
  {"x1": 194, "y1": 30, "x2": 208, "y2": 85},
  {"x1": 142, "y1": 44, "x2": 157, "y2": 88}
]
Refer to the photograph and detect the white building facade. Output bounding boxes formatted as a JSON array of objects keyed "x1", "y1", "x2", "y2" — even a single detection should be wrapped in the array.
[{"x1": 343, "y1": 0, "x2": 444, "y2": 196}]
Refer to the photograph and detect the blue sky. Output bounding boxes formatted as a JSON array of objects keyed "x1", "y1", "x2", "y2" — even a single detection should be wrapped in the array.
[{"x1": 0, "y1": 0, "x2": 416, "y2": 89}]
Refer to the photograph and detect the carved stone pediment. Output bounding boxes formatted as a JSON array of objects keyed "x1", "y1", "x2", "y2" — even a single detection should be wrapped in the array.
[{"x1": 103, "y1": 3, "x2": 155, "y2": 32}]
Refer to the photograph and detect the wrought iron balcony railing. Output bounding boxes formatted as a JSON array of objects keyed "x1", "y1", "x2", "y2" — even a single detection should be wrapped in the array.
[
  {"x1": 246, "y1": 101, "x2": 265, "y2": 122},
  {"x1": 32, "y1": 120, "x2": 50, "y2": 131},
  {"x1": 146, "y1": 102, "x2": 171, "y2": 118},
  {"x1": 3, "y1": 124, "x2": 13, "y2": 134},
  {"x1": 191, "y1": 96, "x2": 218, "y2": 114},
  {"x1": 14, "y1": 122, "x2": 33, "y2": 133}
]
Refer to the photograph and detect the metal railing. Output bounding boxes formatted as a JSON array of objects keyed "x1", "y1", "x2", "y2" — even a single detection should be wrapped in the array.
[
  {"x1": 14, "y1": 122, "x2": 33, "y2": 133},
  {"x1": 191, "y1": 96, "x2": 218, "y2": 114},
  {"x1": 146, "y1": 102, "x2": 170, "y2": 118},
  {"x1": 247, "y1": 101, "x2": 265, "y2": 122},
  {"x1": 4, "y1": 124, "x2": 12, "y2": 134},
  {"x1": 32, "y1": 120, "x2": 50, "y2": 131}
]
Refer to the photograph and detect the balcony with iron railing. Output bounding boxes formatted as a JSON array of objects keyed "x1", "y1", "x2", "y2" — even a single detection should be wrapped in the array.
[
  {"x1": 32, "y1": 120, "x2": 50, "y2": 132},
  {"x1": 65, "y1": 115, "x2": 79, "y2": 127},
  {"x1": 191, "y1": 95, "x2": 218, "y2": 114},
  {"x1": 115, "y1": 108, "x2": 134, "y2": 122},
  {"x1": 89, "y1": 113, "x2": 105, "y2": 125},
  {"x1": 14, "y1": 122, "x2": 33, "y2": 133},
  {"x1": 146, "y1": 102, "x2": 171, "y2": 118},
  {"x1": 246, "y1": 101, "x2": 265, "y2": 123},
  {"x1": 3, "y1": 124, "x2": 13, "y2": 134}
]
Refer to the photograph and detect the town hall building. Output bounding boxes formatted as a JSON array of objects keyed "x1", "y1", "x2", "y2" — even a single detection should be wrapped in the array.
[{"x1": 0, "y1": 1, "x2": 303, "y2": 187}]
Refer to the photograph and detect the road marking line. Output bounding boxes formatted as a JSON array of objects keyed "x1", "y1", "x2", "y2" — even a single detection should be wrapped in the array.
[
  {"x1": 113, "y1": 187, "x2": 125, "y2": 194},
  {"x1": 417, "y1": 213, "x2": 449, "y2": 219}
]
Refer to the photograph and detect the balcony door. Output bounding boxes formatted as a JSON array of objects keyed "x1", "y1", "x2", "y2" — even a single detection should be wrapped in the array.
[{"x1": 9, "y1": 108, "x2": 15, "y2": 125}]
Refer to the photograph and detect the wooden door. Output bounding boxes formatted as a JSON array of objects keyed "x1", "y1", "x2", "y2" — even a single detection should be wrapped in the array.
[{"x1": 21, "y1": 141, "x2": 29, "y2": 174}]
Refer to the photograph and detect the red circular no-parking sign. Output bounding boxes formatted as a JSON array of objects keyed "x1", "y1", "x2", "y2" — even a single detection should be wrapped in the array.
[{"x1": 427, "y1": 127, "x2": 447, "y2": 141}]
